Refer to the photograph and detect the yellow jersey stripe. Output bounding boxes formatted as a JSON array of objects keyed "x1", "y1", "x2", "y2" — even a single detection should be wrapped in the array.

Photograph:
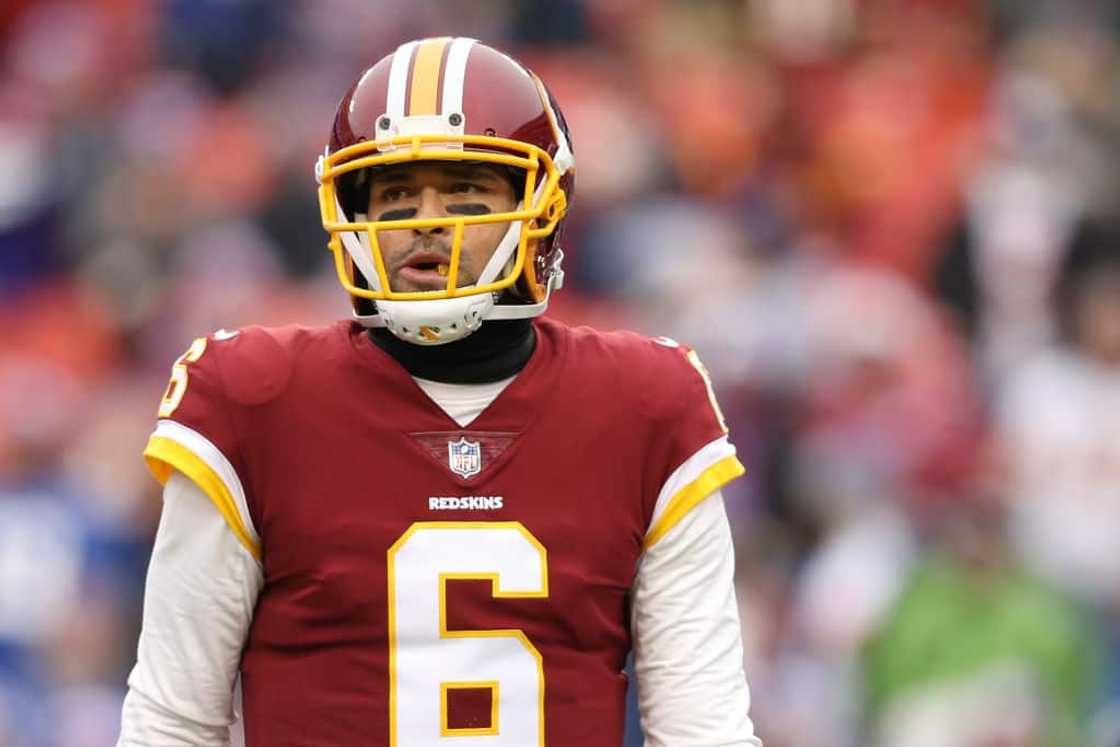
[
  {"x1": 408, "y1": 37, "x2": 451, "y2": 116},
  {"x1": 644, "y1": 455, "x2": 745, "y2": 549},
  {"x1": 144, "y1": 435, "x2": 262, "y2": 561}
]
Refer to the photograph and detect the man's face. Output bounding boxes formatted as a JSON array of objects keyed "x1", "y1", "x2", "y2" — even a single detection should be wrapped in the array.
[{"x1": 366, "y1": 161, "x2": 519, "y2": 293}]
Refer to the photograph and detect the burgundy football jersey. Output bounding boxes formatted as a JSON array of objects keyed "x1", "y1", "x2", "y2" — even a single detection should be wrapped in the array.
[{"x1": 144, "y1": 318, "x2": 743, "y2": 746}]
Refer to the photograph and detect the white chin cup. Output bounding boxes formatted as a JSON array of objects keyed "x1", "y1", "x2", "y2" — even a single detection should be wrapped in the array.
[{"x1": 376, "y1": 294, "x2": 495, "y2": 346}]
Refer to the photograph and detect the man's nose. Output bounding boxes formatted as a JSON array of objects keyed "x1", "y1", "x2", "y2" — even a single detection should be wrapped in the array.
[{"x1": 412, "y1": 187, "x2": 447, "y2": 235}]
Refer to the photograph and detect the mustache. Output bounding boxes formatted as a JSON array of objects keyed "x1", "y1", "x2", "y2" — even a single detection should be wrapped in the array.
[{"x1": 386, "y1": 237, "x2": 452, "y2": 274}]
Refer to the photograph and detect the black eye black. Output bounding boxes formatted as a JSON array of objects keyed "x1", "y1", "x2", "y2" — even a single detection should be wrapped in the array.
[
  {"x1": 446, "y1": 203, "x2": 491, "y2": 216},
  {"x1": 378, "y1": 208, "x2": 417, "y2": 221}
]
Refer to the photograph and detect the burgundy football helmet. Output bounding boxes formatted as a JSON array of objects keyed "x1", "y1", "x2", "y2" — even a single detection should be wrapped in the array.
[{"x1": 317, "y1": 37, "x2": 575, "y2": 345}]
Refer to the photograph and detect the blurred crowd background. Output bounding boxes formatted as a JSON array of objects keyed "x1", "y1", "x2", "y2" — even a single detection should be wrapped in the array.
[{"x1": 2, "y1": 0, "x2": 1120, "y2": 744}]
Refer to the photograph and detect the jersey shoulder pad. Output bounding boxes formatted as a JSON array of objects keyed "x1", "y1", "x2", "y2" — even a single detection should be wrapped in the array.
[
  {"x1": 563, "y1": 326, "x2": 720, "y2": 421},
  {"x1": 158, "y1": 322, "x2": 341, "y2": 425},
  {"x1": 199, "y1": 324, "x2": 303, "y2": 407}
]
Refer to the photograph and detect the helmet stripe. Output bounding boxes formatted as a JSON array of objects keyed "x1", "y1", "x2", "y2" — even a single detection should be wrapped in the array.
[
  {"x1": 407, "y1": 37, "x2": 452, "y2": 116},
  {"x1": 531, "y1": 73, "x2": 575, "y2": 173},
  {"x1": 440, "y1": 37, "x2": 476, "y2": 116},
  {"x1": 386, "y1": 40, "x2": 418, "y2": 118}
]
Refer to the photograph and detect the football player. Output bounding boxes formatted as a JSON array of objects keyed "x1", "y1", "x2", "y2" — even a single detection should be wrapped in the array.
[{"x1": 119, "y1": 37, "x2": 760, "y2": 746}]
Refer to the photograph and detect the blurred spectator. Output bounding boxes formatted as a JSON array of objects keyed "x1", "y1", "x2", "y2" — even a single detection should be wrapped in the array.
[
  {"x1": 935, "y1": 22, "x2": 1120, "y2": 381},
  {"x1": 862, "y1": 489, "x2": 1104, "y2": 746},
  {"x1": 0, "y1": 95, "x2": 58, "y2": 290},
  {"x1": 159, "y1": 0, "x2": 288, "y2": 95},
  {"x1": 997, "y1": 220, "x2": 1120, "y2": 606}
]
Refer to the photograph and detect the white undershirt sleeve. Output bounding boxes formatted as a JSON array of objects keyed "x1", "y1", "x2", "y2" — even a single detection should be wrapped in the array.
[
  {"x1": 632, "y1": 488, "x2": 761, "y2": 746},
  {"x1": 118, "y1": 471, "x2": 263, "y2": 746}
]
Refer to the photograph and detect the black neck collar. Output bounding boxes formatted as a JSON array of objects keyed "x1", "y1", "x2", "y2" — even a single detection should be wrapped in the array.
[{"x1": 369, "y1": 319, "x2": 535, "y2": 384}]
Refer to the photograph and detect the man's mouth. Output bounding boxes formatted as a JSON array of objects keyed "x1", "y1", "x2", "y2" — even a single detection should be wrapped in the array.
[{"x1": 395, "y1": 252, "x2": 454, "y2": 289}]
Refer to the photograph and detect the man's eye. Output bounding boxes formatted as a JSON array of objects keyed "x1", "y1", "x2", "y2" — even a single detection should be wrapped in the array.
[
  {"x1": 450, "y1": 182, "x2": 486, "y2": 194},
  {"x1": 380, "y1": 187, "x2": 411, "y2": 201}
]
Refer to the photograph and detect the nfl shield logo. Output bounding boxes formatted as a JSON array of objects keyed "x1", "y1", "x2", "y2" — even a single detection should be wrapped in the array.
[{"x1": 448, "y1": 437, "x2": 482, "y2": 479}]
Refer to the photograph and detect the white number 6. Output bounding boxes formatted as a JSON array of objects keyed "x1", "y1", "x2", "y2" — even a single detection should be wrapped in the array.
[{"x1": 388, "y1": 522, "x2": 548, "y2": 745}]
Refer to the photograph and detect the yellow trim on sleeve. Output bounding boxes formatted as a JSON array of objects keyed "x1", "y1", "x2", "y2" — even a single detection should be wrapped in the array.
[
  {"x1": 644, "y1": 455, "x2": 745, "y2": 550},
  {"x1": 144, "y1": 435, "x2": 262, "y2": 561}
]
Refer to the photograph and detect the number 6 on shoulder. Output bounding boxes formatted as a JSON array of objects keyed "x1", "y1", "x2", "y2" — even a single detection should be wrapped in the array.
[
  {"x1": 388, "y1": 522, "x2": 548, "y2": 745},
  {"x1": 158, "y1": 337, "x2": 208, "y2": 418}
]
